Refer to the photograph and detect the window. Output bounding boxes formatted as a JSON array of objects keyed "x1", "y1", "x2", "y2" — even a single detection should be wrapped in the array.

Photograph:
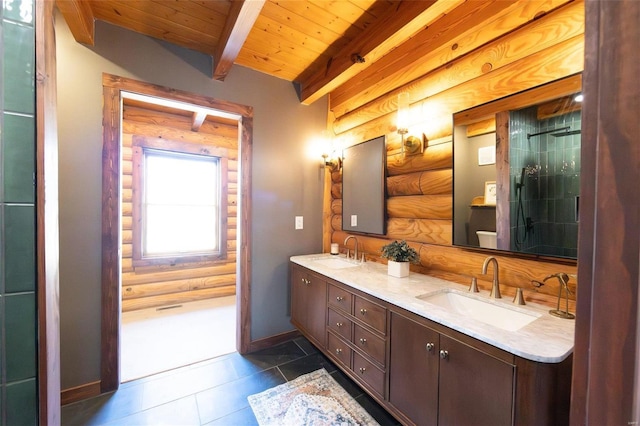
[{"x1": 132, "y1": 136, "x2": 228, "y2": 267}]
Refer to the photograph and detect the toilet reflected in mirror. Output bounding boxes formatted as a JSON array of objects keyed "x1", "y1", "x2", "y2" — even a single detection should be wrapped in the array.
[
  {"x1": 477, "y1": 231, "x2": 497, "y2": 249},
  {"x1": 466, "y1": 200, "x2": 496, "y2": 247}
]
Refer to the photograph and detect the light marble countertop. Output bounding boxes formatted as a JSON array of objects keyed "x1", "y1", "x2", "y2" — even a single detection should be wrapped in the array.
[{"x1": 290, "y1": 253, "x2": 575, "y2": 363}]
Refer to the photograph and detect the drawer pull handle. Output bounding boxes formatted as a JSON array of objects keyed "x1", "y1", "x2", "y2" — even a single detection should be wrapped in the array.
[
  {"x1": 301, "y1": 278, "x2": 310, "y2": 285},
  {"x1": 426, "y1": 342, "x2": 435, "y2": 352},
  {"x1": 335, "y1": 348, "x2": 342, "y2": 354},
  {"x1": 440, "y1": 350, "x2": 449, "y2": 360},
  {"x1": 360, "y1": 308, "x2": 367, "y2": 315},
  {"x1": 359, "y1": 338, "x2": 367, "y2": 344},
  {"x1": 359, "y1": 367, "x2": 366, "y2": 374},
  {"x1": 336, "y1": 322, "x2": 343, "y2": 327},
  {"x1": 336, "y1": 296, "x2": 344, "y2": 301}
]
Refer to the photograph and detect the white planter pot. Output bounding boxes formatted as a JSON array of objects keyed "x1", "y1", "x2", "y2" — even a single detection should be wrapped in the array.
[{"x1": 388, "y1": 260, "x2": 410, "y2": 278}]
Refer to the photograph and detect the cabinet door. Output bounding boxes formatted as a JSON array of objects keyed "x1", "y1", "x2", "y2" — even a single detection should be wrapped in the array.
[
  {"x1": 290, "y1": 265, "x2": 327, "y2": 347},
  {"x1": 389, "y1": 312, "x2": 439, "y2": 426},
  {"x1": 438, "y1": 335, "x2": 515, "y2": 426},
  {"x1": 291, "y1": 266, "x2": 307, "y2": 330}
]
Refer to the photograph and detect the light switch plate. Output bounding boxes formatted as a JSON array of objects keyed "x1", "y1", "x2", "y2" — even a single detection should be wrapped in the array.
[
  {"x1": 295, "y1": 216, "x2": 303, "y2": 230},
  {"x1": 351, "y1": 215, "x2": 358, "y2": 227}
]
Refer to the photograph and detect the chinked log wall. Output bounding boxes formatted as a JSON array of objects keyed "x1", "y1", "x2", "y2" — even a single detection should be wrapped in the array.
[
  {"x1": 327, "y1": 0, "x2": 583, "y2": 307},
  {"x1": 121, "y1": 105, "x2": 238, "y2": 312}
]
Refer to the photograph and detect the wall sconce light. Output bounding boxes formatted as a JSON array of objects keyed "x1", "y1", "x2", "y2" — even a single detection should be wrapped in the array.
[
  {"x1": 397, "y1": 92, "x2": 423, "y2": 156},
  {"x1": 320, "y1": 130, "x2": 342, "y2": 171}
]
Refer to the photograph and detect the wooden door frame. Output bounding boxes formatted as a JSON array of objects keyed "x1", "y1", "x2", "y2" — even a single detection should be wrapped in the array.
[
  {"x1": 36, "y1": 0, "x2": 61, "y2": 423},
  {"x1": 100, "y1": 74, "x2": 253, "y2": 392},
  {"x1": 571, "y1": 0, "x2": 639, "y2": 424}
]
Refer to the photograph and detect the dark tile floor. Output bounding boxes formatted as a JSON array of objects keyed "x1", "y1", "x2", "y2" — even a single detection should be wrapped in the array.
[{"x1": 61, "y1": 337, "x2": 400, "y2": 425}]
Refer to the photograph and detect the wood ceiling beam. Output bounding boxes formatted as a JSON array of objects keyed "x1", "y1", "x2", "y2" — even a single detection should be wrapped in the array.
[
  {"x1": 191, "y1": 111, "x2": 207, "y2": 132},
  {"x1": 298, "y1": 0, "x2": 460, "y2": 106},
  {"x1": 330, "y1": 0, "x2": 577, "y2": 118},
  {"x1": 213, "y1": 0, "x2": 266, "y2": 81},
  {"x1": 55, "y1": 0, "x2": 95, "y2": 45}
]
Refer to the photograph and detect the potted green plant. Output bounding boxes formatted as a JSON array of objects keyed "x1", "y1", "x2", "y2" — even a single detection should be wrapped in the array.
[{"x1": 381, "y1": 240, "x2": 419, "y2": 278}]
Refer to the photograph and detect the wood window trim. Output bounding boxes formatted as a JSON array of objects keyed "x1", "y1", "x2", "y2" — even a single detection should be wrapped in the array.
[{"x1": 131, "y1": 135, "x2": 229, "y2": 269}]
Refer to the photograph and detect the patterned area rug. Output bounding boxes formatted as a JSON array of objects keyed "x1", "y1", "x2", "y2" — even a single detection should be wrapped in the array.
[{"x1": 247, "y1": 369, "x2": 380, "y2": 426}]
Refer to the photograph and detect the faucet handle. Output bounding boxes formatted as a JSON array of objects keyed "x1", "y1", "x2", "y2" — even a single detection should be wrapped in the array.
[
  {"x1": 468, "y1": 276, "x2": 479, "y2": 293},
  {"x1": 513, "y1": 288, "x2": 526, "y2": 305}
]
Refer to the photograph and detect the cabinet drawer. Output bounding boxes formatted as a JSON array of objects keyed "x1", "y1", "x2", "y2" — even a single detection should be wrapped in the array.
[
  {"x1": 328, "y1": 284, "x2": 353, "y2": 313},
  {"x1": 353, "y1": 352, "x2": 385, "y2": 397},
  {"x1": 328, "y1": 308, "x2": 352, "y2": 340},
  {"x1": 328, "y1": 332, "x2": 352, "y2": 368},
  {"x1": 354, "y1": 324, "x2": 386, "y2": 365},
  {"x1": 354, "y1": 296, "x2": 387, "y2": 334}
]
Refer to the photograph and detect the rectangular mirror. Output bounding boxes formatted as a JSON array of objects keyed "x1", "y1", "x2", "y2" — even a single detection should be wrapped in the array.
[
  {"x1": 453, "y1": 75, "x2": 582, "y2": 259},
  {"x1": 342, "y1": 135, "x2": 387, "y2": 235}
]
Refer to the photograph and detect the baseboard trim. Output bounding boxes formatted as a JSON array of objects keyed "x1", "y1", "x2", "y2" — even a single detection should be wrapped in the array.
[
  {"x1": 61, "y1": 380, "x2": 102, "y2": 406},
  {"x1": 248, "y1": 329, "x2": 301, "y2": 352}
]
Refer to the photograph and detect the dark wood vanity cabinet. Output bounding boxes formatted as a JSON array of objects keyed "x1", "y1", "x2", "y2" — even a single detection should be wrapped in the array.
[
  {"x1": 437, "y1": 335, "x2": 514, "y2": 425},
  {"x1": 290, "y1": 263, "x2": 571, "y2": 426},
  {"x1": 389, "y1": 312, "x2": 514, "y2": 426},
  {"x1": 290, "y1": 264, "x2": 327, "y2": 348},
  {"x1": 389, "y1": 312, "x2": 439, "y2": 425},
  {"x1": 326, "y1": 282, "x2": 388, "y2": 399}
]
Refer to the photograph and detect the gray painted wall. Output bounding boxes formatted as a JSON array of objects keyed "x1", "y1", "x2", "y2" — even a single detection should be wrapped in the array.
[
  {"x1": 453, "y1": 126, "x2": 497, "y2": 246},
  {"x1": 56, "y1": 12, "x2": 327, "y2": 388}
]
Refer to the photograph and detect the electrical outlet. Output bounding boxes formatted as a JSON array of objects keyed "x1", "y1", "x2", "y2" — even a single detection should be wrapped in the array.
[
  {"x1": 351, "y1": 215, "x2": 358, "y2": 227},
  {"x1": 295, "y1": 216, "x2": 303, "y2": 230}
]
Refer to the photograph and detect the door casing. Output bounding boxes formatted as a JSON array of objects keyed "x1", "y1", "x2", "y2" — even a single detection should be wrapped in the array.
[{"x1": 100, "y1": 74, "x2": 253, "y2": 392}]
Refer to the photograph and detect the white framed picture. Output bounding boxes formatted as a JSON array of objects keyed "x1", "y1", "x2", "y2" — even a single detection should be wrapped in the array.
[
  {"x1": 478, "y1": 145, "x2": 496, "y2": 165},
  {"x1": 484, "y1": 181, "x2": 497, "y2": 205}
]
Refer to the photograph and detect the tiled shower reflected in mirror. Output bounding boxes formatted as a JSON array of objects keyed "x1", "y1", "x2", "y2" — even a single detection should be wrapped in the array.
[{"x1": 509, "y1": 96, "x2": 582, "y2": 257}]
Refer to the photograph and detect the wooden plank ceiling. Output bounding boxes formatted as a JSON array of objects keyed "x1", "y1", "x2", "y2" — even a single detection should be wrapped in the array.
[{"x1": 56, "y1": 0, "x2": 571, "y2": 109}]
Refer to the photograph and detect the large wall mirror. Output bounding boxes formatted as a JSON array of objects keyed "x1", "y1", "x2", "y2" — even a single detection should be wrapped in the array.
[
  {"x1": 453, "y1": 74, "x2": 582, "y2": 259},
  {"x1": 342, "y1": 135, "x2": 387, "y2": 235}
]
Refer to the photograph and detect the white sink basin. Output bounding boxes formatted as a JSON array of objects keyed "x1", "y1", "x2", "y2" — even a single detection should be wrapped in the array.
[
  {"x1": 417, "y1": 290, "x2": 540, "y2": 332},
  {"x1": 311, "y1": 257, "x2": 361, "y2": 269}
]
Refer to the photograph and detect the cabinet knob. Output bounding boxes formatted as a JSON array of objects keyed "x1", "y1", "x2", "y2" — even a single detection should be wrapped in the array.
[
  {"x1": 426, "y1": 342, "x2": 435, "y2": 352},
  {"x1": 359, "y1": 338, "x2": 367, "y2": 345},
  {"x1": 360, "y1": 308, "x2": 367, "y2": 315},
  {"x1": 336, "y1": 296, "x2": 344, "y2": 301},
  {"x1": 359, "y1": 367, "x2": 366, "y2": 374},
  {"x1": 336, "y1": 322, "x2": 343, "y2": 327},
  {"x1": 335, "y1": 348, "x2": 342, "y2": 354},
  {"x1": 439, "y1": 350, "x2": 449, "y2": 360}
]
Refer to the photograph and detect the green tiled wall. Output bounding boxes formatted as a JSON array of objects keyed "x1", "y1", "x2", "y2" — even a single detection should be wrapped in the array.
[
  {"x1": 509, "y1": 105, "x2": 581, "y2": 258},
  {"x1": 1, "y1": 0, "x2": 38, "y2": 424}
]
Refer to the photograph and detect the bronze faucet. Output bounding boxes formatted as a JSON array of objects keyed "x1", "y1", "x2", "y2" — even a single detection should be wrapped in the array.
[
  {"x1": 343, "y1": 235, "x2": 359, "y2": 261},
  {"x1": 481, "y1": 256, "x2": 501, "y2": 299}
]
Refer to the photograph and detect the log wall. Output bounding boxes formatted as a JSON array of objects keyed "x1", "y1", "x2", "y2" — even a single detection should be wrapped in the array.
[
  {"x1": 121, "y1": 104, "x2": 238, "y2": 311},
  {"x1": 327, "y1": 1, "x2": 582, "y2": 308}
]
